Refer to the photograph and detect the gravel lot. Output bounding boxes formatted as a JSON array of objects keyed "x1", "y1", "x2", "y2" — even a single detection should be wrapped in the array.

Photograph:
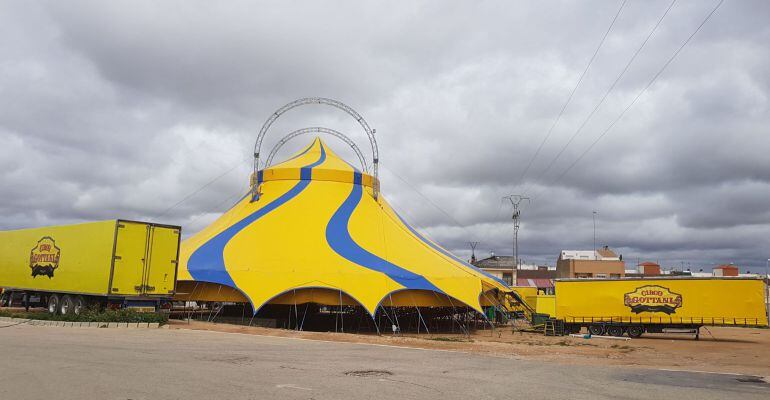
[{"x1": 0, "y1": 322, "x2": 768, "y2": 399}]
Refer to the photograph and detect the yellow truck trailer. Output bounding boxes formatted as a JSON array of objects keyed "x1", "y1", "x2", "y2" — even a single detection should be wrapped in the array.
[
  {"x1": 554, "y1": 278, "x2": 768, "y2": 338},
  {"x1": 0, "y1": 220, "x2": 181, "y2": 315}
]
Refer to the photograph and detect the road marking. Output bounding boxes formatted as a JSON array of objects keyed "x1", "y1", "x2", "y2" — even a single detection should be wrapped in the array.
[
  {"x1": 276, "y1": 384, "x2": 312, "y2": 391},
  {"x1": 657, "y1": 368, "x2": 766, "y2": 379}
]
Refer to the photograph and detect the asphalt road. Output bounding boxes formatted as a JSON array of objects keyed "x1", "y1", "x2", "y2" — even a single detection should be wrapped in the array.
[{"x1": 0, "y1": 323, "x2": 767, "y2": 400}]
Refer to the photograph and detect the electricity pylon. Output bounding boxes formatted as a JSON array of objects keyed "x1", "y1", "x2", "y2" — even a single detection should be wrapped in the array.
[{"x1": 503, "y1": 195, "x2": 530, "y2": 284}]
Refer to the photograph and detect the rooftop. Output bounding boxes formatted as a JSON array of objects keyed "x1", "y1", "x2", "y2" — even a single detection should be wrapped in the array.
[
  {"x1": 560, "y1": 246, "x2": 620, "y2": 261},
  {"x1": 638, "y1": 261, "x2": 660, "y2": 267},
  {"x1": 473, "y1": 255, "x2": 515, "y2": 269},
  {"x1": 472, "y1": 257, "x2": 552, "y2": 271}
]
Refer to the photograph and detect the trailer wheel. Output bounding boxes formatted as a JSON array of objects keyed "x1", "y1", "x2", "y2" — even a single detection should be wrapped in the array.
[
  {"x1": 588, "y1": 324, "x2": 604, "y2": 336},
  {"x1": 606, "y1": 325, "x2": 624, "y2": 337},
  {"x1": 60, "y1": 294, "x2": 75, "y2": 316},
  {"x1": 73, "y1": 296, "x2": 86, "y2": 316},
  {"x1": 627, "y1": 326, "x2": 644, "y2": 338},
  {"x1": 47, "y1": 294, "x2": 60, "y2": 315}
]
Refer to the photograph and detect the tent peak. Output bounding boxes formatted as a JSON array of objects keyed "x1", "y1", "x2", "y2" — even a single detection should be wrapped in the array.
[{"x1": 254, "y1": 137, "x2": 378, "y2": 188}]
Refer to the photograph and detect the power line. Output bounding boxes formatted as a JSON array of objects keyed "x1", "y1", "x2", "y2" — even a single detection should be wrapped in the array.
[
  {"x1": 185, "y1": 183, "x2": 250, "y2": 228},
  {"x1": 157, "y1": 162, "x2": 244, "y2": 218},
  {"x1": 532, "y1": 0, "x2": 725, "y2": 200},
  {"x1": 380, "y1": 163, "x2": 472, "y2": 237},
  {"x1": 522, "y1": 0, "x2": 677, "y2": 195},
  {"x1": 515, "y1": 0, "x2": 628, "y2": 190}
]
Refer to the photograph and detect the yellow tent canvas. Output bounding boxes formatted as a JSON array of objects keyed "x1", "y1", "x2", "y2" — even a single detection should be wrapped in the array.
[{"x1": 176, "y1": 138, "x2": 509, "y2": 317}]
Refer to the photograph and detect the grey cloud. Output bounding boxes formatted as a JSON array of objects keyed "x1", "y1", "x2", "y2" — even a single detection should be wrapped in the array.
[{"x1": 1, "y1": 1, "x2": 769, "y2": 271}]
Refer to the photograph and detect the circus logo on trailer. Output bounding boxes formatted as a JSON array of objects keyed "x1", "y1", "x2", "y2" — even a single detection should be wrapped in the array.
[
  {"x1": 624, "y1": 285, "x2": 682, "y2": 314},
  {"x1": 29, "y1": 237, "x2": 61, "y2": 278}
]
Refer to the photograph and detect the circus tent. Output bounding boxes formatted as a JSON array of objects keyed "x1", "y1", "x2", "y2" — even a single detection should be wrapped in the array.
[{"x1": 175, "y1": 137, "x2": 511, "y2": 320}]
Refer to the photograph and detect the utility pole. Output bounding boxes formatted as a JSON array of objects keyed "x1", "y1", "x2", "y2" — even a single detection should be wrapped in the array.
[
  {"x1": 766, "y1": 259, "x2": 769, "y2": 327},
  {"x1": 468, "y1": 241, "x2": 479, "y2": 264},
  {"x1": 592, "y1": 211, "x2": 598, "y2": 255},
  {"x1": 503, "y1": 195, "x2": 530, "y2": 285}
]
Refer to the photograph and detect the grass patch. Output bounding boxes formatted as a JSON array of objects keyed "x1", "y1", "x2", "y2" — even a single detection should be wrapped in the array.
[
  {"x1": 538, "y1": 340, "x2": 573, "y2": 346},
  {"x1": 427, "y1": 337, "x2": 473, "y2": 343},
  {"x1": 0, "y1": 307, "x2": 167, "y2": 324}
]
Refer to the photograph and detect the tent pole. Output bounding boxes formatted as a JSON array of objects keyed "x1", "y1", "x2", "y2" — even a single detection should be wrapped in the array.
[
  {"x1": 446, "y1": 294, "x2": 469, "y2": 337},
  {"x1": 410, "y1": 292, "x2": 430, "y2": 335},
  {"x1": 293, "y1": 289, "x2": 298, "y2": 331},
  {"x1": 189, "y1": 282, "x2": 201, "y2": 322},
  {"x1": 210, "y1": 303, "x2": 223, "y2": 323},
  {"x1": 300, "y1": 303, "x2": 309, "y2": 331},
  {"x1": 416, "y1": 306, "x2": 429, "y2": 335},
  {"x1": 294, "y1": 300, "x2": 299, "y2": 330},
  {"x1": 430, "y1": 290, "x2": 454, "y2": 332},
  {"x1": 212, "y1": 285, "x2": 224, "y2": 322},
  {"x1": 389, "y1": 293, "x2": 400, "y2": 335},
  {"x1": 480, "y1": 291, "x2": 499, "y2": 336},
  {"x1": 379, "y1": 305, "x2": 396, "y2": 330},
  {"x1": 373, "y1": 314, "x2": 381, "y2": 335},
  {"x1": 339, "y1": 290, "x2": 344, "y2": 333},
  {"x1": 300, "y1": 288, "x2": 313, "y2": 331},
  {"x1": 356, "y1": 307, "x2": 363, "y2": 333}
]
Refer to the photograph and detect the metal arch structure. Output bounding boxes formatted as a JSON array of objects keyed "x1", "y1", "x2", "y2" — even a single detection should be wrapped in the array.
[
  {"x1": 253, "y1": 97, "x2": 379, "y2": 200},
  {"x1": 266, "y1": 127, "x2": 369, "y2": 172}
]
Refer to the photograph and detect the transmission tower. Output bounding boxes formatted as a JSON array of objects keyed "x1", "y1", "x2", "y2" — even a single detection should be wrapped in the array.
[
  {"x1": 468, "y1": 241, "x2": 479, "y2": 264},
  {"x1": 503, "y1": 195, "x2": 530, "y2": 283}
]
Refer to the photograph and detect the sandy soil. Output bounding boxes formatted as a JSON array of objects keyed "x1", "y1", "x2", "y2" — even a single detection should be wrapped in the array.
[{"x1": 167, "y1": 320, "x2": 770, "y2": 376}]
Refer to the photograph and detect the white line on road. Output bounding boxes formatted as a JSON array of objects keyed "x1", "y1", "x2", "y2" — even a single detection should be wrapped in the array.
[
  {"x1": 657, "y1": 368, "x2": 766, "y2": 380},
  {"x1": 276, "y1": 384, "x2": 312, "y2": 391}
]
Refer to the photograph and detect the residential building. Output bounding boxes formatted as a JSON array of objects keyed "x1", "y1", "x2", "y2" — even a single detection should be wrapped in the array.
[
  {"x1": 516, "y1": 267, "x2": 556, "y2": 294},
  {"x1": 473, "y1": 255, "x2": 516, "y2": 285},
  {"x1": 713, "y1": 264, "x2": 740, "y2": 277},
  {"x1": 637, "y1": 261, "x2": 661, "y2": 276},
  {"x1": 472, "y1": 255, "x2": 555, "y2": 290},
  {"x1": 556, "y1": 246, "x2": 625, "y2": 279}
]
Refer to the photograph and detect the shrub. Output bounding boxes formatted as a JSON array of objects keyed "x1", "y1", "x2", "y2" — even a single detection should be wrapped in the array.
[{"x1": 0, "y1": 307, "x2": 168, "y2": 324}]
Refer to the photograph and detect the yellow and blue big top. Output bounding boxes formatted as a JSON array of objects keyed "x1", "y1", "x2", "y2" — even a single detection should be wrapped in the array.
[{"x1": 177, "y1": 138, "x2": 509, "y2": 316}]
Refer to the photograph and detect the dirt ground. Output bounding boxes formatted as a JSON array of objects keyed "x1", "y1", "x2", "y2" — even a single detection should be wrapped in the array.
[{"x1": 167, "y1": 320, "x2": 770, "y2": 376}]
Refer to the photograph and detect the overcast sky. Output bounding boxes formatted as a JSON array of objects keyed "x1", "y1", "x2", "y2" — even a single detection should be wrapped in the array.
[{"x1": 2, "y1": 1, "x2": 769, "y2": 272}]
